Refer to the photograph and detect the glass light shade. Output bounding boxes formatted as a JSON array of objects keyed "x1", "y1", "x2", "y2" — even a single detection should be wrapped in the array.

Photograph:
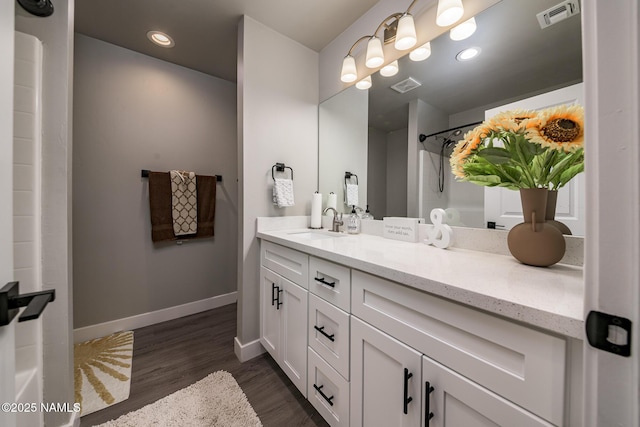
[
  {"x1": 409, "y1": 42, "x2": 432, "y2": 61},
  {"x1": 436, "y1": 0, "x2": 465, "y2": 27},
  {"x1": 450, "y1": 17, "x2": 476, "y2": 41},
  {"x1": 380, "y1": 60, "x2": 399, "y2": 77},
  {"x1": 340, "y1": 55, "x2": 357, "y2": 83},
  {"x1": 365, "y1": 36, "x2": 384, "y2": 68},
  {"x1": 395, "y1": 14, "x2": 417, "y2": 50},
  {"x1": 356, "y1": 75, "x2": 372, "y2": 90}
]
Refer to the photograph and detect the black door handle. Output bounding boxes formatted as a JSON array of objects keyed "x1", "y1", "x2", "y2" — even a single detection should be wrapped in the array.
[
  {"x1": 271, "y1": 283, "x2": 277, "y2": 306},
  {"x1": 313, "y1": 384, "x2": 334, "y2": 406},
  {"x1": 313, "y1": 325, "x2": 335, "y2": 342},
  {"x1": 403, "y1": 368, "x2": 413, "y2": 414},
  {"x1": 425, "y1": 381, "x2": 434, "y2": 426},
  {"x1": 314, "y1": 277, "x2": 336, "y2": 288},
  {"x1": 276, "y1": 287, "x2": 283, "y2": 309},
  {"x1": 0, "y1": 282, "x2": 55, "y2": 327}
]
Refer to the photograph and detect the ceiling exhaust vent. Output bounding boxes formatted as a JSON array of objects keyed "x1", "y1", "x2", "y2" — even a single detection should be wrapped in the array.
[
  {"x1": 537, "y1": 0, "x2": 580, "y2": 29},
  {"x1": 390, "y1": 77, "x2": 422, "y2": 94}
]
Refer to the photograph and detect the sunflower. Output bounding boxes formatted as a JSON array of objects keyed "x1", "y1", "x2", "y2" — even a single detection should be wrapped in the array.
[
  {"x1": 527, "y1": 104, "x2": 584, "y2": 152},
  {"x1": 486, "y1": 109, "x2": 541, "y2": 133},
  {"x1": 450, "y1": 125, "x2": 490, "y2": 178}
]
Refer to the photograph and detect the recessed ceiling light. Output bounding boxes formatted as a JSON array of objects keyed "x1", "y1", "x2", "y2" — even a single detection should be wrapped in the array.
[
  {"x1": 456, "y1": 47, "x2": 481, "y2": 61},
  {"x1": 147, "y1": 31, "x2": 175, "y2": 48}
]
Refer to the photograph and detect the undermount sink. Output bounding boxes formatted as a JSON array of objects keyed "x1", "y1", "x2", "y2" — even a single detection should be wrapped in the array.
[{"x1": 287, "y1": 230, "x2": 347, "y2": 240}]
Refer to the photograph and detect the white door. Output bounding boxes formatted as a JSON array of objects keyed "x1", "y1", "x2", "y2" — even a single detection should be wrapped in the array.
[
  {"x1": 280, "y1": 278, "x2": 308, "y2": 397},
  {"x1": 259, "y1": 267, "x2": 280, "y2": 359},
  {"x1": 350, "y1": 317, "x2": 421, "y2": 427},
  {"x1": 484, "y1": 83, "x2": 585, "y2": 235},
  {"x1": 0, "y1": 3, "x2": 16, "y2": 427},
  {"x1": 582, "y1": 1, "x2": 640, "y2": 426},
  {"x1": 422, "y1": 356, "x2": 553, "y2": 427}
]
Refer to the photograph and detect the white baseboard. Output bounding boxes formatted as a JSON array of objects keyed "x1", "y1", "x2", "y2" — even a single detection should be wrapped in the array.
[
  {"x1": 74, "y1": 292, "x2": 237, "y2": 343},
  {"x1": 234, "y1": 336, "x2": 265, "y2": 362}
]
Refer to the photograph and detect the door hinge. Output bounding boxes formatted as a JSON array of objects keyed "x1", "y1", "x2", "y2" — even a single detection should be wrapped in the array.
[{"x1": 586, "y1": 310, "x2": 632, "y2": 357}]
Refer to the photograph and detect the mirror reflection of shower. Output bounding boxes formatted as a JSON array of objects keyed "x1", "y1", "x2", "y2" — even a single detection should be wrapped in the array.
[{"x1": 419, "y1": 128, "x2": 464, "y2": 193}]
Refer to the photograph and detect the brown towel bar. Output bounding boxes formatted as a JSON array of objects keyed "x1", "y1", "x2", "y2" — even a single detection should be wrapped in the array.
[{"x1": 141, "y1": 170, "x2": 222, "y2": 182}]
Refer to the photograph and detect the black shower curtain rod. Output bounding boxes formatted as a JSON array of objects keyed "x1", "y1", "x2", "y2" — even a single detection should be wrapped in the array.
[{"x1": 420, "y1": 120, "x2": 482, "y2": 140}]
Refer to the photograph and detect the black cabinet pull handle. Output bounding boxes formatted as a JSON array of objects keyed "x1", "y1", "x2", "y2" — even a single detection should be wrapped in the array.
[
  {"x1": 403, "y1": 368, "x2": 413, "y2": 414},
  {"x1": 271, "y1": 283, "x2": 276, "y2": 306},
  {"x1": 314, "y1": 325, "x2": 335, "y2": 342},
  {"x1": 276, "y1": 287, "x2": 283, "y2": 309},
  {"x1": 425, "y1": 381, "x2": 434, "y2": 426},
  {"x1": 314, "y1": 277, "x2": 336, "y2": 288},
  {"x1": 313, "y1": 384, "x2": 334, "y2": 406}
]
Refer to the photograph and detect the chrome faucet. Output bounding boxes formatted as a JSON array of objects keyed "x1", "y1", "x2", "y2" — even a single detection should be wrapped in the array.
[{"x1": 323, "y1": 207, "x2": 343, "y2": 232}]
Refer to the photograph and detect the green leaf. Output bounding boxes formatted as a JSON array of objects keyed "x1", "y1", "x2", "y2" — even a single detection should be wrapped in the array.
[
  {"x1": 477, "y1": 147, "x2": 513, "y2": 164},
  {"x1": 465, "y1": 175, "x2": 502, "y2": 187},
  {"x1": 555, "y1": 163, "x2": 585, "y2": 188}
]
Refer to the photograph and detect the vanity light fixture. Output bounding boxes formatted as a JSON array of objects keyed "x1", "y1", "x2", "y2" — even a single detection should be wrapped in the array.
[
  {"x1": 147, "y1": 31, "x2": 175, "y2": 48},
  {"x1": 356, "y1": 75, "x2": 373, "y2": 90},
  {"x1": 340, "y1": 0, "x2": 422, "y2": 84},
  {"x1": 456, "y1": 46, "x2": 481, "y2": 61},
  {"x1": 436, "y1": 0, "x2": 465, "y2": 27},
  {"x1": 409, "y1": 41, "x2": 432, "y2": 61},
  {"x1": 380, "y1": 60, "x2": 399, "y2": 77},
  {"x1": 450, "y1": 17, "x2": 477, "y2": 41}
]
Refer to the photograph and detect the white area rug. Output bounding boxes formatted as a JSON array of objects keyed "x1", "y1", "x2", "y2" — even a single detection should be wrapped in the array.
[
  {"x1": 74, "y1": 331, "x2": 134, "y2": 416},
  {"x1": 95, "y1": 371, "x2": 262, "y2": 427}
]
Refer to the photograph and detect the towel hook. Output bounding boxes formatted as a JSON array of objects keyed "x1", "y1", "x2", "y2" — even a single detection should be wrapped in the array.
[{"x1": 272, "y1": 163, "x2": 294, "y2": 181}]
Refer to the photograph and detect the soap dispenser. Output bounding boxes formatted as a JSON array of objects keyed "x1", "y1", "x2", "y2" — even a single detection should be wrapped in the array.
[
  {"x1": 361, "y1": 205, "x2": 374, "y2": 220},
  {"x1": 347, "y1": 205, "x2": 361, "y2": 234}
]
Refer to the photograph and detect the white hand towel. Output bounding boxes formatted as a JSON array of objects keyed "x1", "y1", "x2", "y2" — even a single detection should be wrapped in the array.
[
  {"x1": 170, "y1": 170, "x2": 198, "y2": 236},
  {"x1": 345, "y1": 183, "x2": 359, "y2": 207},
  {"x1": 273, "y1": 178, "x2": 295, "y2": 208}
]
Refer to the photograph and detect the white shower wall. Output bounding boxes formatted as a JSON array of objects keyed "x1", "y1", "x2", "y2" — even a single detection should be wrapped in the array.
[{"x1": 13, "y1": 31, "x2": 43, "y2": 427}]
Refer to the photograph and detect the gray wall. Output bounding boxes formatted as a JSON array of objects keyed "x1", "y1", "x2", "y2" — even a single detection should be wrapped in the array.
[
  {"x1": 386, "y1": 128, "x2": 408, "y2": 217},
  {"x1": 16, "y1": 2, "x2": 76, "y2": 425},
  {"x1": 367, "y1": 127, "x2": 387, "y2": 219},
  {"x1": 73, "y1": 34, "x2": 238, "y2": 328},
  {"x1": 236, "y1": 16, "x2": 318, "y2": 355}
]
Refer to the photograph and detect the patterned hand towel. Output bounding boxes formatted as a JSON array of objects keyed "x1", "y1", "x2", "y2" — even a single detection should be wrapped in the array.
[
  {"x1": 273, "y1": 178, "x2": 295, "y2": 208},
  {"x1": 345, "y1": 183, "x2": 359, "y2": 207},
  {"x1": 170, "y1": 170, "x2": 197, "y2": 236}
]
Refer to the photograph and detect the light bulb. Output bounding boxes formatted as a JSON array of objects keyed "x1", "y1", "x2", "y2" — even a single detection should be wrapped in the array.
[
  {"x1": 380, "y1": 60, "x2": 399, "y2": 77},
  {"x1": 356, "y1": 75, "x2": 372, "y2": 90},
  {"x1": 147, "y1": 31, "x2": 175, "y2": 47},
  {"x1": 410, "y1": 42, "x2": 432, "y2": 61},
  {"x1": 456, "y1": 47, "x2": 481, "y2": 61},
  {"x1": 395, "y1": 14, "x2": 417, "y2": 50},
  {"x1": 450, "y1": 17, "x2": 476, "y2": 41},
  {"x1": 365, "y1": 36, "x2": 384, "y2": 68},
  {"x1": 340, "y1": 55, "x2": 357, "y2": 83},
  {"x1": 436, "y1": 0, "x2": 465, "y2": 27}
]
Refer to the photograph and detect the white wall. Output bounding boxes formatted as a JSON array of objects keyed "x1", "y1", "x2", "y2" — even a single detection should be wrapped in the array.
[
  {"x1": 15, "y1": 1, "x2": 75, "y2": 425},
  {"x1": 319, "y1": 86, "x2": 368, "y2": 213},
  {"x1": 73, "y1": 34, "x2": 238, "y2": 328},
  {"x1": 236, "y1": 16, "x2": 319, "y2": 358}
]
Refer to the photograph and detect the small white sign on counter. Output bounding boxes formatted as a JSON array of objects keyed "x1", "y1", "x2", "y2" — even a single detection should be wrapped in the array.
[{"x1": 382, "y1": 217, "x2": 423, "y2": 242}]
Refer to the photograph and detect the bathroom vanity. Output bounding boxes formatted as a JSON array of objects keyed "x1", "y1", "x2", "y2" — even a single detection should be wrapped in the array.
[{"x1": 257, "y1": 218, "x2": 584, "y2": 427}]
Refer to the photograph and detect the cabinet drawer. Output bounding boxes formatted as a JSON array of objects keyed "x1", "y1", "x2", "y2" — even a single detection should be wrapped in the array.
[
  {"x1": 308, "y1": 294, "x2": 350, "y2": 380},
  {"x1": 308, "y1": 348, "x2": 350, "y2": 427},
  {"x1": 261, "y1": 241, "x2": 309, "y2": 288},
  {"x1": 309, "y1": 256, "x2": 350, "y2": 311},
  {"x1": 352, "y1": 270, "x2": 565, "y2": 425}
]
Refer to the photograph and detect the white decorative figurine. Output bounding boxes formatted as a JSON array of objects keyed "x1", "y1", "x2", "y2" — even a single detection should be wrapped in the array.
[{"x1": 424, "y1": 208, "x2": 454, "y2": 249}]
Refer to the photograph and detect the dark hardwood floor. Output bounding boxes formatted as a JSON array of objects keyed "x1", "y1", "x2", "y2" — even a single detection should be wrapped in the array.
[{"x1": 80, "y1": 303, "x2": 329, "y2": 427}]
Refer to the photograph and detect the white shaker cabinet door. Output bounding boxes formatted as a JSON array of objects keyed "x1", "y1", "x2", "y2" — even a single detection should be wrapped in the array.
[
  {"x1": 280, "y1": 277, "x2": 308, "y2": 397},
  {"x1": 422, "y1": 356, "x2": 554, "y2": 427},
  {"x1": 350, "y1": 316, "x2": 421, "y2": 427},
  {"x1": 260, "y1": 266, "x2": 281, "y2": 360}
]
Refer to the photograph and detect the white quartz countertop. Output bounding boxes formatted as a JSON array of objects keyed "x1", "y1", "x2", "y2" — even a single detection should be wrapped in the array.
[{"x1": 257, "y1": 228, "x2": 585, "y2": 339}]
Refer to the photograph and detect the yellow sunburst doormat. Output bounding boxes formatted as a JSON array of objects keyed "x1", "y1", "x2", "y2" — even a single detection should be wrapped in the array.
[{"x1": 74, "y1": 331, "x2": 134, "y2": 416}]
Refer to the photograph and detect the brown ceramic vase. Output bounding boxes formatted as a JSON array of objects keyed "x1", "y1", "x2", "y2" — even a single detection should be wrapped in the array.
[
  {"x1": 507, "y1": 188, "x2": 566, "y2": 267},
  {"x1": 545, "y1": 190, "x2": 573, "y2": 235}
]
